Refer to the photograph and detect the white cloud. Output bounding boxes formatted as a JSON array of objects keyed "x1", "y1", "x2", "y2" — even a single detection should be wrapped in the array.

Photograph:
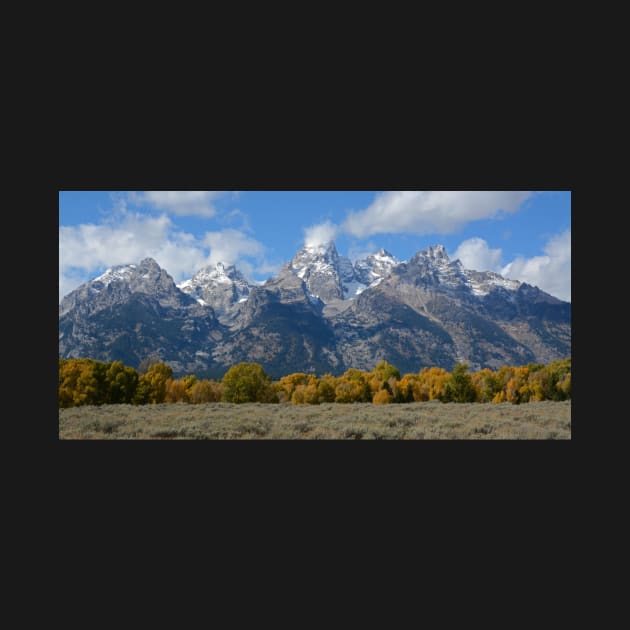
[
  {"x1": 203, "y1": 229, "x2": 280, "y2": 281},
  {"x1": 59, "y1": 211, "x2": 269, "y2": 302},
  {"x1": 303, "y1": 220, "x2": 339, "y2": 247},
  {"x1": 60, "y1": 212, "x2": 175, "y2": 272},
  {"x1": 452, "y1": 237, "x2": 503, "y2": 272},
  {"x1": 131, "y1": 191, "x2": 230, "y2": 218},
  {"x1": 502, "y1": 229, "x2": 571, "y2": 301},
  {"x1": 343, "y1": 191, "x2": 533, "y2": 238},
  {"x1": 203, "y1": 229, "x2": 266, "y2": 266}
]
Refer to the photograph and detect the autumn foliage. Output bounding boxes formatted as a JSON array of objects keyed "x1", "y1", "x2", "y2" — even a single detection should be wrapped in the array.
[{"x1": 59, "y1": 357, "x2": 571, "y2": 408}]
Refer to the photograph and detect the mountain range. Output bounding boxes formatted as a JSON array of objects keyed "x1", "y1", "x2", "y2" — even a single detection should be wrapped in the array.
[{"x1": 59, "y1": 242, "x2": 571, "y2": 378}]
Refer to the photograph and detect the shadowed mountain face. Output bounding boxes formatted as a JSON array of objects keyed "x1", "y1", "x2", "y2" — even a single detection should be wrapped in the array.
[
  {"x1": 211, "y1": 269, "x2": 344, "y2": 377},
  {"x1": 59, "y1": 245, "x2": 571, "y2": 377},
  {"x1": 58, "y1": 259, "x2": 225, "y2": 376}
]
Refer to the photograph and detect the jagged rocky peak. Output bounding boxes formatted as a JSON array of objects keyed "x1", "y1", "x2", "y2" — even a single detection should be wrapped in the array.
[
  {"x1": 139, "y1": 257, "x2": 162, "y2": 271},
  {"x1": 354, "y1": 248, "x2": 400, "y2": 286},
  {"x1": 289, "y1": 240, "x2": 351, "y2": 303},
  {"x1": 92, "y1": 257, "x2": 166, "y2": 285},
  {"x1": 59, "y1": 244, "x2": 571, "y2": 376},
  {"x1": 412, "y1": 244, "x2": 451, "y2": 264},
  {"x1": 92, "y1": 263, "x2": 137, "y2": 286},
  {"x1": 180, "y1": 261, "x2": 251, "y2": 290},
  {"x1": 289, "y1": 241, "x2": 405, "y2": 302},
  {"x1": 261, "y1": 266, "x2": 323, "y2": 306},
  {"x1": 402, "y1": 244, "x2": 527, "y2": 298},
  {"x1": 290, "y1": 240, "x2": 339, "y2": 274},
  {"x1": 178, "y1": 261, "x2": 254, "y2": 322},
  {"x1": 76, "y1": 257, "x2": 184, "y2": 303}
]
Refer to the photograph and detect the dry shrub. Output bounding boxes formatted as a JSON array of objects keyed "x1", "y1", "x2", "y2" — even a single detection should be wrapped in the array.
[{"x1": 60, "y1": 401, "x2": 571, "y2": 440}]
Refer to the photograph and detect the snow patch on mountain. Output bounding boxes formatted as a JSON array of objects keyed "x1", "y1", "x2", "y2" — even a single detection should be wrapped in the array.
[
  {"x1": 354, "y1": 248, "x2": 400, "y2": 286},
  {"x1": 342, "y1": 278, "x2": 368, "y2": 298},
  {"x1": 411, "y1": 245, "x2": 523, "y2": 298},
  {"x1": 289, "y1": 242, "x2": 404, "y2": 303},
  {"x1": 178, "y1": 262, "x2": 252, "y2": 302},
  {"x1": 177, "y1": 262, "x2": 254, "y2": 323},
  {"x1": 466, "y1": 271, "x2": 521, "y2": 296},
  {"x1": 93, "y1": 264, "x2": 137, "y2": 287}
]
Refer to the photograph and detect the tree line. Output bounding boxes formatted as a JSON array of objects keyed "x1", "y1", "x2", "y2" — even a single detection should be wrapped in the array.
[{"x1": 59, "y1": 357, "x2": 571, "y2": 408}]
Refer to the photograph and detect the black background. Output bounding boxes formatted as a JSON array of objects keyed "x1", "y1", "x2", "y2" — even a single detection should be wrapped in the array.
[{"x1": 27, "y1": 84, "x2": 585, "y2": 596}]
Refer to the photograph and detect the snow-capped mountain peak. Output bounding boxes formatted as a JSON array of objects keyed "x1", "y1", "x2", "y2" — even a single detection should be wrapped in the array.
[
  {"x1": 302, "y1": 240, "x2": 337, "y2": 255},
  {"x1": 408, "y1": 245, "x2": 524, "y2": 298},
  {"x1": 59, "y1": 257, "x2": 193, "y2": 319},
  {"x1": 289, "y1": 241, "x2": 349, "y2": 302},
  {"x1": 376, "y1": 247, "x2": 394, "y2": 258},
  {"x1": 180, "y1": 262, "x2": 245, "y2": 287},
  {"x1": 59, "y1": 247, "x2": 570, "y2": 377},
  {"x1": 288, "y1": 242, "x2": 405, "y2": 303},
  {"x1": 291, "y1": 241, "x2": 339, "y2": 274},
  {"x1": 289, "y1": 240, "x2": 375, "y2": 302},
  {"x1": 178, "y1": 262, "x2": 254, "y2": 323},
  {"x1": 89, "y1": 258, "x2": 172, "y2": 293},
  {"x1": 413, "y1": 244, "x2": 451, "y2": 265},
  {"x1": 353, "y1": 249, "x2": 400, "y2": 287},
  {"x1": 93, "y1": 264, "x2": 138, "y2": 288}
]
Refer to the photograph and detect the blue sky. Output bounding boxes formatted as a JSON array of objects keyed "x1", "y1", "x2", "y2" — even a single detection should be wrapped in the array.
[{"x1": 59, "y1": 190, "x2": 571, "y2": 302}]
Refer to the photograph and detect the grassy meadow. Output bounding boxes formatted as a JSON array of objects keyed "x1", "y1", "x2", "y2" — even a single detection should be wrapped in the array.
[{"x1": 59, "y1": 400, "x2": 571, "y2": 440}]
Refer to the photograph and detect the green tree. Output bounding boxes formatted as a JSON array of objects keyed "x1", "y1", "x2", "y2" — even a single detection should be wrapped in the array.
[
  {"x1": 442, "y1": 363, "x2": 476, "y2": 403},
  {"x1": 222, "y1": 362, "x2": 277, "y2": 403},
  {"x1": 335, "y1": 370, "x2": 372, "y2": 403},
  {"x1": 316, "y1": 374, "x2": 337, "y2": 403},
  {"x1": 59, "y1": 358, "x2": 108, "y2": 407},
  {"x1": 372, "y1": 360, "x2": 401, "y2": 382},
  {"x1": 133, "y1": 362, "x2": 173, "y2": 404},
  {"x1": 472, "y1": 369, "x2": 501, "y2": 403},
  {"x1": 105, "y1": 361, "x2": 139, "y2": 404}
]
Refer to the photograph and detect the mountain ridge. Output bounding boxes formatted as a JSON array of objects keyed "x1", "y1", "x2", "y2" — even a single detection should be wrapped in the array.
[{"x1": 59, "y1": 243, "x2": 571, "y2": 377}]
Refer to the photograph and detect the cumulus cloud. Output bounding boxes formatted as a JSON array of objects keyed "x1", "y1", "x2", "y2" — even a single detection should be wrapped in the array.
[
  {"x1": 60, "y1": 212, "x2": 176, "y2": 272},
  {"x1": 342, "y1": 191, "x2": 533, "y2": 238},
  {"x1": 204, "y1": 229, "x2": 266, "y2": 266},
  {"x1": 59, "y1": 210, "x2": 269, "y2": 302},
  {"x1": 303, "y1": 220, "x2": 339, "y2": 247},
  {"x1": 130, "y1": 191, "x2": 230, "y2": 218},
  {"x1": 452, "y1": 237, "x2": 503, "y2": 272},
  {"x1": 59, "y1": 212, "x2": 207, "y2": 301},
  {"x1": 203, "y1": 229, "x2": 277, "y2": 280},
  {"x1": 501, "y1": 229, "x2": 571, "y2": 302}
]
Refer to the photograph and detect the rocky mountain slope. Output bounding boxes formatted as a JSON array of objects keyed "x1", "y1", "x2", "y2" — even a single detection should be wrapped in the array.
[
  {"x1": 177, "y1": 262, "x2": 254, "y2": 324},
  {"x1": 58, "y1": 258, "x2": 224, "y2": 375},
  {"x1": 329, "y1": 245, "x2": 570, "y2": 374},
  {"x1": 59, "y1": 245, "x2": 571, "y2": 377}
]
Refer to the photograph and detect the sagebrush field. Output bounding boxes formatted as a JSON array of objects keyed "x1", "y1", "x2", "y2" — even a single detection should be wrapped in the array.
[{"x1": 59, "y1": 400, "x2": 571, "y2": 439}]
